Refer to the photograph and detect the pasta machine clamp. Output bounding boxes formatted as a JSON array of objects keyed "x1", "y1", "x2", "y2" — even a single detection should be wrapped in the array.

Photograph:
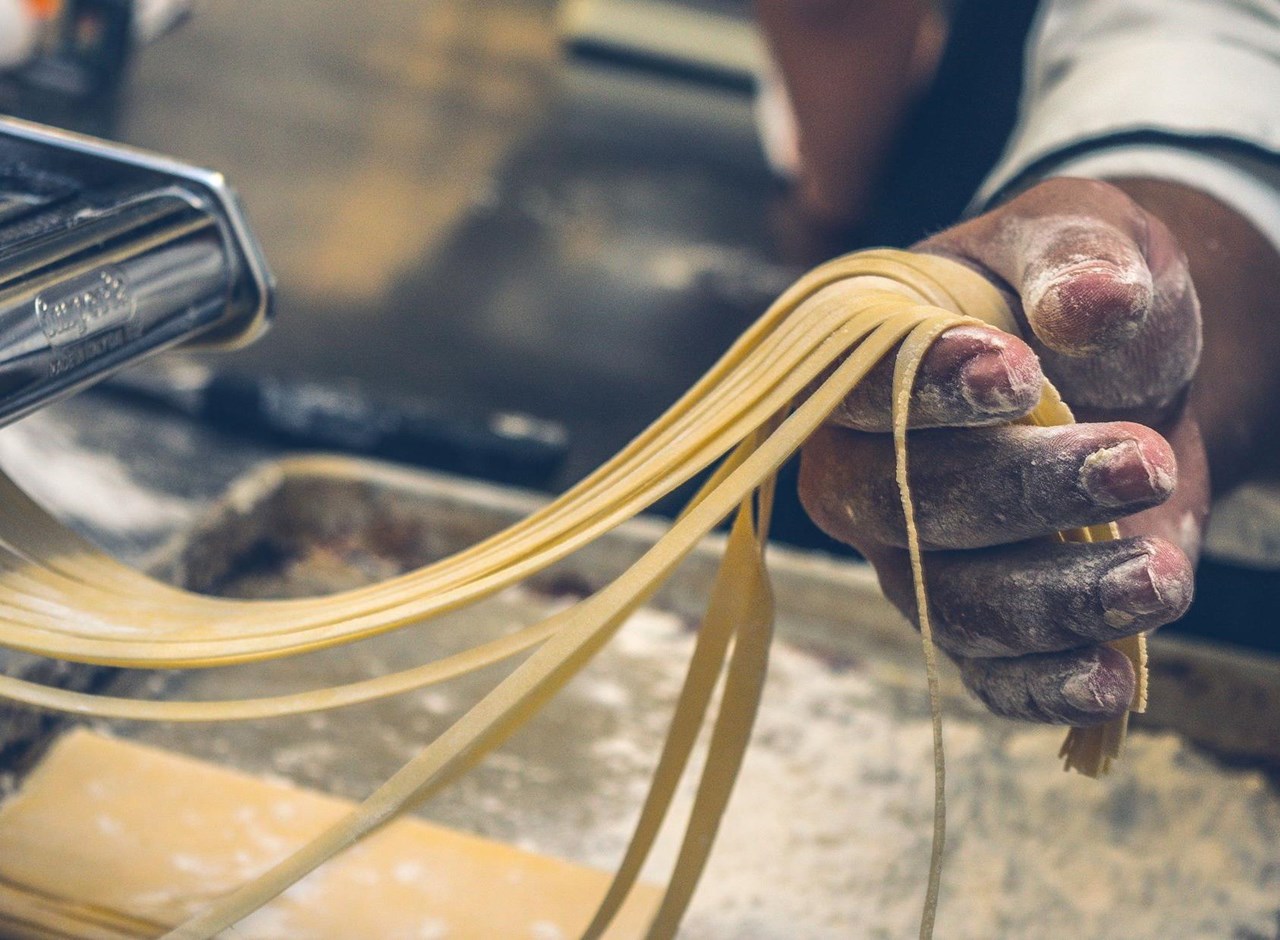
[{"x1": 0, "y1": 116, "x2": 273, "y2": 427}]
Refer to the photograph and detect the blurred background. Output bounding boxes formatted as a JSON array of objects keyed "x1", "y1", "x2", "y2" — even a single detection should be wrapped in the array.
[
  {"x1": 120, "y1": 1, "x2": 785, "y2": 485},
  {"x1": 6, "y1": 0, "x2": 795, "y2": 489},
  {"x1": 1, "y1": 0, "x2": 1277, "y2": 651},
  {"x1": 0, "y1": 0, "x2": 1032, "y2": 498}
]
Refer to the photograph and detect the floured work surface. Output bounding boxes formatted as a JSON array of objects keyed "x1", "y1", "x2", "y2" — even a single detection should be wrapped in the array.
[
  {"x1": 0, "y1": 729, "x2": 661, "y2": 939},
  {"x1": 3, "y1": 459, "x2": 1280, "y2": 938}
]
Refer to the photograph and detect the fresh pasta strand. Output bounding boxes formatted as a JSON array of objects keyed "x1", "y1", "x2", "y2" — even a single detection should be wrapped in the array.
[
  {"x1": 892, "y1": 317, "x2": 956, "y2": 940},
  {"x1": 0, "y1": 249, "x2": 1145, "y2": 940}
]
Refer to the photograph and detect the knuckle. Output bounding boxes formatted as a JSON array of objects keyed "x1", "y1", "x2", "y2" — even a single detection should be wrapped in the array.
[
  {"x1": 1096, "y1": 536, "x2": 1194, "y2": 634},
  {"x1": 796, "y1": 448, "x2": 845, "y2": 541},
  {"x1": 800, "y1": 429, "x2": 906, "y2": 546},
  {"x1": 797, "y1": 437, "x2": 872, "y2": 545}
]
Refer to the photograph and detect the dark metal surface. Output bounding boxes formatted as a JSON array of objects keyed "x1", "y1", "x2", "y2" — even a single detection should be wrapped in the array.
[{"x1": 100, "y1": 361, "x2": 569, "y2": 488}]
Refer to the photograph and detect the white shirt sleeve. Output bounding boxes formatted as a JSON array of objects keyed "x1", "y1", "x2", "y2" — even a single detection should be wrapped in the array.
[
  {"x1": 972, "y1": 0, "x2": 1280, "y2": 250},
  {"x1": 1048, "y1": 143, "x2": 1280, "y2": 256}
]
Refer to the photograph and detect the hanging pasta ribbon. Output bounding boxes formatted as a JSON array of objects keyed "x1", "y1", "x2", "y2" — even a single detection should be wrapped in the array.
[{"x1": 0, "y1": 250, "x2": 1144, "y2": 940}]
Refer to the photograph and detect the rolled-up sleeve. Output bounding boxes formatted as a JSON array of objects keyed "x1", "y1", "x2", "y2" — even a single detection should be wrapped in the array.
[{"x1": 972, "y1": 0, "x2": 1280, "y2": 248}]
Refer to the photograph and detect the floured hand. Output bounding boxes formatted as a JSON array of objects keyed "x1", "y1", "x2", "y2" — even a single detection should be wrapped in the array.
[{"x1": 800, "y1": 178, "x2": 1206, "y2": 725}]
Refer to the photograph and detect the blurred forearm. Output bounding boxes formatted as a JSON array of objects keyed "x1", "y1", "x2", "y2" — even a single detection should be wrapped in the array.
[{"x1": 755, "y1": 0, "x2": 940, "y2": 227}]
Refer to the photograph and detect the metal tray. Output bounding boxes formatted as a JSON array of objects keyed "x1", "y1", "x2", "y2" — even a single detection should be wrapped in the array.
[{"x1": 5, "y1": 455, "x2": 1280, "y2": 937}]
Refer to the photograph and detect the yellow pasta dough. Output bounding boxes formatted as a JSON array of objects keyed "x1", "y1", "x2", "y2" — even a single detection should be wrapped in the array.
[
  {"x1": 0, "y1": 249, "x2": 1145, "y2": 939},
  {"x1": 0, "y1": 729, "x2": 663, "y2": 939}
]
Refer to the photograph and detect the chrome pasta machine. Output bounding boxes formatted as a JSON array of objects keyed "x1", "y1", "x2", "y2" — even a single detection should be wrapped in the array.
[{"x1": 0, "y1": 116, "x2": 273, "y2": 427}]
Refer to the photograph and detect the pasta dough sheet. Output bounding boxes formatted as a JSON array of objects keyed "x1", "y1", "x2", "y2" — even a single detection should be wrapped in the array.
[{"x1": 0, "y1": 729, "x2": 661, "y2": 939}]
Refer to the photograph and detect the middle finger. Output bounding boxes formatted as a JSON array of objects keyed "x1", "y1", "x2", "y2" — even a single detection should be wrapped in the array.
[{"x1": 798, "y1": 420, "x2": 1176, "y2": 549}]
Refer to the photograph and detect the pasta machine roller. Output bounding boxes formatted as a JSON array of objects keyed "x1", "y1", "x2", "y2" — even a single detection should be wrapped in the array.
[{"x1": 0, "y1": 116, "x2": 273, "y2": 427}]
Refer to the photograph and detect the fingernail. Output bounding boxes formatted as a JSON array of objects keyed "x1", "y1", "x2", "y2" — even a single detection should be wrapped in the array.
[
  {"x1": 1060, "y1": 656, "x2": 1131, "y2": 718},
  {"x1": 1079, "y1": 440, "x2": 1170, "y2": 507},
  {"x1": 1099, "y1": 553, "x2": 1164, "y2": 625},
  {"x1": 957, "y1": 345, "x2": 1039, "y2": 416},
  {"x1": 1025, "y1": 258, "x2": 1153, "y2": 355}
]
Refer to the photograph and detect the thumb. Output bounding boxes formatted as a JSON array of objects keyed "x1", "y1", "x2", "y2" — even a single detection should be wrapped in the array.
[
  {"x1": 1016, "y1": 215, "x2": 1154, "y2": 356},
  {"x1": 918, "y1": 178, "x2": 1201, "y2": 416}
]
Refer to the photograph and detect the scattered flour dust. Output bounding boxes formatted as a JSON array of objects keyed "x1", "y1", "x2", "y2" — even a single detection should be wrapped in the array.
[
  {"x1": 0, "y1": 420, "x2": 192, "y2": 534},
  {"x1": 568, "y1": 608, "x2": 1280, "y2": 940},
  {"x1": 106, "y1": 592, "x2": 1280, "y2": 940}
]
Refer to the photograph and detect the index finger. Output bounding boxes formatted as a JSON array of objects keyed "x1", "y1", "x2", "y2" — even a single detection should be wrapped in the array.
[{"x1": 829, "y1": 323, "x2": 1043, "y2": 432}]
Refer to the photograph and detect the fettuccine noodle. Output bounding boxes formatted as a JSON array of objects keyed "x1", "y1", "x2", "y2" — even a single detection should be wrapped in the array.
[{"x1": 0, "y1": 249, "x2": 1145, "y2": 939}]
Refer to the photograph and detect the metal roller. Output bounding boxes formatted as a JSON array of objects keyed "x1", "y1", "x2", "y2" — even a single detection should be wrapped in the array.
[{"x1": 0, "y1": 116, "x2": 273, "y2": 427}]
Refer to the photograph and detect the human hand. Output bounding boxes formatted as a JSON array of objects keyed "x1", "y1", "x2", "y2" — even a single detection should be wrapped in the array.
[{"x1": 798, "y1": 178, "x2": 1206, "y2": 725}]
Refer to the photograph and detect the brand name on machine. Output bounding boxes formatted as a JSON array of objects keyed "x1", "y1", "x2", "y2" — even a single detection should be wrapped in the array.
[{"x1": 35, "y1": 267, "x2": 137, "y2": 350}]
